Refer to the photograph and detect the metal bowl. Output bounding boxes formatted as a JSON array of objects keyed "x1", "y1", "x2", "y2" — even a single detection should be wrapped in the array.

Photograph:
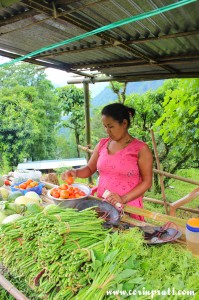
[{"x1": 47, "y1": 183, "x2": 91, "y2": 208}]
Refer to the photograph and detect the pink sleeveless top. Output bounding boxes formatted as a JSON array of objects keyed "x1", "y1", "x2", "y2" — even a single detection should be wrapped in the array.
[{"x1": 97, "y1": 137, "x2": 146, "y2": 221}]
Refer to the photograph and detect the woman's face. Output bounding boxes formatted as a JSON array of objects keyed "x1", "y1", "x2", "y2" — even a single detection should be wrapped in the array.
[{"x1": 101, "y1": 115, "x2": 128, "y2": 141}]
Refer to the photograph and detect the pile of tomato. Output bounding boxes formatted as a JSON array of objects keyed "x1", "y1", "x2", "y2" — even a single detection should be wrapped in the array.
[
  {"x1": 50, "y1": 184, "x2": 86, "y2": 199},
  {"x1": 14, "y1": 179, "x2": 39, "y2": 190}
]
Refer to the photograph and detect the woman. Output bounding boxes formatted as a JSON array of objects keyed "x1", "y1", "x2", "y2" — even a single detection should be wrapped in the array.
[{"x1": 62, "y1": 103, "x2": 153, "y2": 220}]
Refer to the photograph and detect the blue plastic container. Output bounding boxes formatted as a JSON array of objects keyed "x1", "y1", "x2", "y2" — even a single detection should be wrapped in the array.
[{"x1": 11, "y1": 181, "x2": 44, "y2": 195}]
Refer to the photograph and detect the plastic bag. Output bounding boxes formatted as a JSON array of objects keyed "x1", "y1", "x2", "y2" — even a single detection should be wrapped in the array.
[{"x1": 13, "y1": 170, "x2": 42, "y2": 184}]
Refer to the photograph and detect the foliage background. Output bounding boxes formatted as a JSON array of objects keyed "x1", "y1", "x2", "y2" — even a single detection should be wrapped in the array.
[
  {"x1": 0, "y1": 63, "x2": 61, "y2": 171},
  {"x1": 0, "y1": 62, "x2": 198, "y2": 203}
]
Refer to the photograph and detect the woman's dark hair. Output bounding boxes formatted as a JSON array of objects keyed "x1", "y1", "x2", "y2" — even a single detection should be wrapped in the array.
[{"x1": 101, "y1": 103, "x2": 135, "y2": 128}]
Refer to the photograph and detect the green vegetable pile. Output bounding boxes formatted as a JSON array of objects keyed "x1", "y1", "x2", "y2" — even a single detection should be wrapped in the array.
[
  {"x1": 76, "y1": 234, "x2": 199, "y2": 300},
  {"x1": 0, "y1": 189, "x2": 43, "y2": 225},
  {"x1": 0, "y1": 205, "x2": 199, "y2": 300},
  {"x1": 0, "y1": 205, "x2": 109, "y2": 299}
]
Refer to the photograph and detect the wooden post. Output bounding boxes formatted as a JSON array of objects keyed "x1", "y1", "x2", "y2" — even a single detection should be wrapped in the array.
[
  {"x1": 78, "y1": 145, "x2": 93, "y2": 154},
  {"x1": 0, "y1": 274, "x2": 29, "y2": 300},
  {"x1": 83, "y1": 81, "x2": 93, "y2": 184},
  {"x1": 150, "y1": 129, "x2": 169, "y2": 214},
  {"x1": 169, "y1": 186, "x2": 199, "y2": 216}
]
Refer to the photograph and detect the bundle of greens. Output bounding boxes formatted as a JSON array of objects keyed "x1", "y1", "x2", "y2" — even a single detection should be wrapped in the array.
[
  {"x1": 0, "y1": 205, "x2": 199, "y2": 300},
  {"x1": 0, "y1": 205, "x2": 108, "y2": 299},
  {"x1": 76, "y1": 233, "x2": 199, "y2": 300}
]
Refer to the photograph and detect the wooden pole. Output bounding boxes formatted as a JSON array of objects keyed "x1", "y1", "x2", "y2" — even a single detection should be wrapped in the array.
[
  {"x1": 0, "y1": 274, "x2": 29, "y2": 300},
  {"x1": 144, "y1": 196, "x2": 199, "y2": 214},
  {"x1": 150, "y1": 129, "x2": 169, "y2": 214},
  {"x1": 153, "y1": 169, "x2": 199, "y2": 185},
  {"x1": 78, "y1": 145, "x2": 93, "y2": 154},
  {"x1": 83, "y1": 81, "x2": 93, "y2": 184}
]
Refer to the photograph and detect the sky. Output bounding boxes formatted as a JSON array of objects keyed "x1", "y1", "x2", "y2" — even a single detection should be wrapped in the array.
[
  {"x1": 45, "y1": 68, "x2": 108, "y2": 97},
  {"x1": 45, "y1": 68, "x2": 79, "y2": 87},
  {"x1": 0, "y1": 56, "x2": 107, "y2": 98}
]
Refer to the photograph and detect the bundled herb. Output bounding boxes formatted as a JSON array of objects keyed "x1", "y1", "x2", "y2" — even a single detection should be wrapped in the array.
[
  {"x1": 0, "y1": 205, "x2": 107, "y2": 299},
  {"x1": 75, "y1": 228, "x2": 147, "y2": 300},
  {"x1": 0, "y1": 205, "x2": 199, "y2": 300},
  {"x1": 81, "y1": 232, "x2": 199, "y2": 300}
]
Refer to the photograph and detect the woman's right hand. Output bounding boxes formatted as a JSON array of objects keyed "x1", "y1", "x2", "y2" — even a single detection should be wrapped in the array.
[{"x1": 61, "y1": 169, "x2": 76, "y2": 183}]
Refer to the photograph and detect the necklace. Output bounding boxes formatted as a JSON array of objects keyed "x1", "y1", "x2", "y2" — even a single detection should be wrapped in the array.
[
  {"x1": 107, "y1": 137, "x2": 133, "y2": 150},
  {"x1": 125, "y1": 138, "x2": 132, "y2": 145}
]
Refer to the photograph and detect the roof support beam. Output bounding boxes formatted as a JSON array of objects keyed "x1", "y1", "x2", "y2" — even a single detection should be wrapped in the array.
[
  {"x1": 0, "y1": 8, "x2": 37, "y2": 26},
  {"x1": 21, "y1": 0, "x2": 177, "y2": 74},
  {"x1": 34, "y1": 29, "x2": 199, "y2": 60},
  {"x1": 127, "y1": 29, "x2": 199, "y2": 44},
  {"x1": 0, "y1": 49, "x2": 94, "y2": 77},
  {"x1": 67, "y1": 71, "x2": 199, "y2": 84},
  {"x1": 0, "y1": 49, "x2": 68, "y2": 69},
  {"x1": 73, "y1": 55, "x2": 199, "y2": 70}
]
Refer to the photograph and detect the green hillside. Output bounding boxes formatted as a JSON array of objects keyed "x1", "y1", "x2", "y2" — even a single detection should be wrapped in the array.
[{"x1": 92, "y1": 80, "x2": 164, "y2": 107}]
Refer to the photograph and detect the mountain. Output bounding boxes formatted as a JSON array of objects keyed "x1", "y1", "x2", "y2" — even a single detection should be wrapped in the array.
[
  {"x1": 59, "y1": 80, "x2": 164, "y2": 135},
  {"x1": 91, "y1": 85, "x2": 116, "y2": 107},
  {"x1": 89, "y1": 82, "x2": 108, "y2": 98},
  {"x1": 92, "y1": 80, "x2": 164, "y2": 107}
]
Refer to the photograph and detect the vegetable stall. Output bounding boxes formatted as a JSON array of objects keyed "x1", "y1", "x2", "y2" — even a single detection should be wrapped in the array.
[
  {"x1": 0, "y1": 0, "x2": 199, "y2": 298},
  {"x1": 0, "y1": 177, "x2": 199, "y2": 299}
]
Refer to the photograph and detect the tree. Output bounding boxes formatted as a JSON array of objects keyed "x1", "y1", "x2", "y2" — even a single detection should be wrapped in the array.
[
  {"x1": 0, "y1": 63, "x2": 61, "y2": 169},
  {"x1": 57, "y1": 85, "x2": 85, "y2": 157},
  {"x1": 154, "y1": 78, "x2": 199, "y2": 172},
  {"x1": 109, "y1": 81, "x2": 127, "y2": 103},
  {"x1": 125, "y1": 90, "x2": 164, "y2": 193},
  {"x1": 126, "y1": 79, "x2": 199, "y2": 192},
  {"x1": 0, "y1": 63, "x2": 46, "y2": 88},
  {"x1": 91, "y1": 106, "x2": 107, "y2": 146},
  {"x1": 126, "y1": 90, "x2": 163, "y2": 143}
]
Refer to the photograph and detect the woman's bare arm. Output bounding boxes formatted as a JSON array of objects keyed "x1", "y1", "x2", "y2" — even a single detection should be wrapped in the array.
[{"x1": 62, "y1": 143, "x2": 100, "y2": 180}]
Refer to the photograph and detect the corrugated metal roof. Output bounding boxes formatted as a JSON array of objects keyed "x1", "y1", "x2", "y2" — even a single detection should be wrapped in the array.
[{"x1": 0, "y1": 0, "x2": 199, "y2": 82}]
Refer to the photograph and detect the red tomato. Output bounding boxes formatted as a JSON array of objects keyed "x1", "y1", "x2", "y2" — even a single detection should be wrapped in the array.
[
  {"x1": 65, "y1": 176, "x2": 74, "y2": 185},
  {"x1": 60, "y1": 190, "x2": 69, "y2": 199},
  {"x1": 52, "y1": 191, "x2": 60, "y2": 198},
  {"x1": 26, "y1": 179, "x2": 33, "y2": 185},
  {"x1": 60, "y1": 184, "x2": 68, "y2": 190},
  {"x1": 29, "y1": 181, "x2": 38, "y2": 188},
  {"x1": 4, "y1": 180, "x2": 11, "y2": 186},
  {"x1": 51, "y1": 187, "x2": 59, "y2": 194},
  {"x1": 74, "y1": 193, "x2": 81, "y2": 198},
  {"x1": 79, "y1": 191, "x2": 86, "y2": 196},
  {"x1": 19, "y1": 183, "x2": 27, "y2": 189},
  {"x1": 68, "y1": 187, "x2": 74, "y2": 195}
]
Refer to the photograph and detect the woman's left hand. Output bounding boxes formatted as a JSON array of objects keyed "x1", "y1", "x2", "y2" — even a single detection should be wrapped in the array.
[{"x1": 106, "y1": 192, "x2": 123, "y2": 206}]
